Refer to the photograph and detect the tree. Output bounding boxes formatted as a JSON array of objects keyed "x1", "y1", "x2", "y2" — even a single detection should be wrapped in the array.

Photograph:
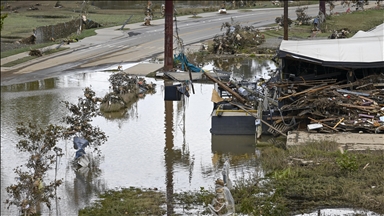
[
  {"x1": 0, "y1": 5, "x2": 8, "y2": 31},
  {"x1": 61, "y1": 87, "x2": 108, "y2": 155},
  {"x1": 5, "y1": 87, "x2": 108, "y2": 215},
  {"x1": 5, "y1": 123, "x2": 64, "y2": 216}
]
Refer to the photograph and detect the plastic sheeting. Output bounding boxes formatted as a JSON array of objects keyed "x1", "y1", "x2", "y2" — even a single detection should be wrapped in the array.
[
  {"x1": 174, "y1": 53, "x2": 203, "y2": 72},
  {"x1": 279, "y1": 23, "x2": 384, "y2": 68},
  {"x1": 208, "y1": 179, "x2": 235, "y2": 216},
  {"x1": 73, "y1": 137, "x2": 89, "y2": 160}
]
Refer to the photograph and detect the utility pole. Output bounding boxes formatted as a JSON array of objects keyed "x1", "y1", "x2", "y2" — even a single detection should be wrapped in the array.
[
  {"x1": 164, "y1": 0, "x2": 173, "y2": 71},
  {"x1": 319, "y1": 0, "x2": 326, "y2": 15},
  {"x1": 283, "y1": 0, "x2": 288, "y2": 40}
]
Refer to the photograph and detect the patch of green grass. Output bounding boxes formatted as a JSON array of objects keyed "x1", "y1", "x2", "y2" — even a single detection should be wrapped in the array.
[
  {"x1": 75, "y1": 28, "x2": 98, "y2": 40},
  {"x1": 232, "y1": 174, "x2": 289, "y2": 215},
  {"x1": 173, "y1": 187, "x2": 215, "y2": 213},
  {"x1": 1, "y1": 29, "x2": 95, "y2": 59},
  {"x1": 1, "y1": 42, "x2": 56, "y2": 59},
  {"x1": 2, "y1": 56, "x2": 37, "y2": 67},
  {"x1": 259, "y1": 143, "x2": 384, "y2": 214},
  {"x1": 79, "y1": 187, "x2": 166, "y2": 216},
  {"x1": 324, "y1": 8, "x2": 384, "y2": 35},
  {"x1": 261, "y1": 8, "x2": 384, "y2": 40},
  {"x1": 238, "y1": 9, "x2": 253, "y2": 12},
  {"x1": 2, "y1": 47, "x2": 69, "y2": 67}
]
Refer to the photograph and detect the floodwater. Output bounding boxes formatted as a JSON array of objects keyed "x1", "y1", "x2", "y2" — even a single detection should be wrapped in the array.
[{"x1": 1, "y1": 58, "x2": 274, "y2": 215}]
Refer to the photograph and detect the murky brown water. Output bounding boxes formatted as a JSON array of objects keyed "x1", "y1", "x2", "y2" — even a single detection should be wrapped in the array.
[{"x1": 1, "y1": 59, "x2": 275, "y2": 215}]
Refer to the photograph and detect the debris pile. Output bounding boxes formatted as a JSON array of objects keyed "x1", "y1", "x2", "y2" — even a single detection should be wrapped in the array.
[
  {"x1": 326, "y1": 0, "x2": 337, "y2": 14},
  {"x1": 295, "y1": 6, "x2": 312, "y2": 25},
  {"x1": 328, "y1": 28, "x2": 350, "y2": 39},
  {"x1": 29, "y1": 49, "x2": 42, "y2": 57},
  {"x1": 275, "y1": 16, "x2": 293, "y2": 27},
  {"x1": 143, "y1": 1, "x2": 153, "y2": 26},
  {"x1": 212, "y1": 19, "x2": 265, "y2": 54},
  {"x1": 206, "y1": 70, "x2": 384, "y2": 136},
  {"x1": 272, "y1": 73, "x2": 384, "y2": 134},
  {"x1": 28, "y1": 4, "x2": 39, "y2": 10},
  {"x1": 208, "y1": 178, "x2": 235, "y2": 216},
  {"x1": 20, "y1": 35, "x2": 36, "y2": 45},
  {"x1": 100, "y1": 73, "x2": 156, "y2": 112}
]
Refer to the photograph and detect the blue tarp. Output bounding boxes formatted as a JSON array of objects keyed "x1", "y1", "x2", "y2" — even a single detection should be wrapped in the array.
[{"x1": 174, "y1": 53, "x2": 203, "y2": 72}]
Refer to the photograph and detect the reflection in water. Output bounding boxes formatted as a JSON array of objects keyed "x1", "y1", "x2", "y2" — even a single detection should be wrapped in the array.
[
  {"x1": 164, "y1": 81, "x2": 198, "y2": 215},
  {"x1": 66, "y1": 154, "x2": 106, "y2": 212},
  {"x1": 164, "y1": 83, "x2": 175, "y2": 215},
  {"x1": 100, "y1": 94, "x2": 139, "y2": 121},
  {"x1": 201, "y1": 58, "x2": 277, "y2": 82},
  {"x1": 1, "y1": 78, "x2": 56, "y2": 92},
  {"x1": 211, "y1": 135, "x2": 256, "y2": 155},
  {"x1": 211, "y1": 135, "x2": 263, "y2": 187}
]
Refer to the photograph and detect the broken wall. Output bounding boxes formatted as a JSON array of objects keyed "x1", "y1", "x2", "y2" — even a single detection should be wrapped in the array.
[{"x1": 34, "y1": 18, "x2": 101, "y2": 43}]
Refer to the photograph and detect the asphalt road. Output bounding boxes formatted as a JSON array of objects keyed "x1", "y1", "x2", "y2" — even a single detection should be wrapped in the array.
[{"x1": 0, "y1": 2, "x2": 357, "y2": 85}]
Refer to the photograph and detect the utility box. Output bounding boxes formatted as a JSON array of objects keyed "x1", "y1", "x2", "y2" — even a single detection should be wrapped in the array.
[{"x1": 164, "y1": 84, "x2": 182, "y2": 101}]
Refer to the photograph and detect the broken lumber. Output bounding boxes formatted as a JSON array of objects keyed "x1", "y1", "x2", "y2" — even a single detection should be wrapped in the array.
[
  {"x1": 278, "y1": 84, "x2": 330, "y2": 100},
  {"x1": 204, "y1": 71, "x2": 247, "y2": 104},
  {"x1": 308, "y1": 117, "x2": 338, "y2": 132}
]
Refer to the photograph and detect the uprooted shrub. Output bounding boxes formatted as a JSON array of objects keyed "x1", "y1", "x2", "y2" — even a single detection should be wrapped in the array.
[
  {"x1": 61, "y1": 87, "x2": 108, "y2": 155},
  {"x1": 211, "y1": 18, "x2": 265, "y2": 54}
]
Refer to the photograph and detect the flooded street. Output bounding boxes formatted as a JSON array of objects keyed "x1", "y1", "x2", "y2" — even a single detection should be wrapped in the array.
[{"x1": 1, "y1": 58, "x2": 275, "y2": 215}]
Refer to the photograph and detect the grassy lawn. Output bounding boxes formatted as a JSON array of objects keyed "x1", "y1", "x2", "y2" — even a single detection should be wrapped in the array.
[
  {"x1": 2, "y1": 47, "x2": 69, "y2": 67},
  {"x1": 262, "y1": 8, "x2": 384, "y2": 39},
  {"x1": 1, "y1": 42, "x2": 56, "y2": 59}
]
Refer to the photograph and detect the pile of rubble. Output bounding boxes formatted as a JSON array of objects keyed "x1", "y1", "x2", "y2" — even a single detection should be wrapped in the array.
[
  {"x1": 29, "y1": 49, "x2": 42, "y2": 57},
  {"x1": 271, "y1": 74, "x2": 384, "y2": 134},
  {"x1": 100, "y1": 73, "x2": 156, "y2": 113},
  {"x1": 295, "y1": 6, "x2": 312, "y2": 25},
  {"x1": 328, "y1": 28, "x2": 350, "y2": 39},
  {"x1": 211, "y1": 19, "x2": 265, "y2": 54},
  {"x1": 207, "y1": 71, "x2": 384, "y2": 135}
]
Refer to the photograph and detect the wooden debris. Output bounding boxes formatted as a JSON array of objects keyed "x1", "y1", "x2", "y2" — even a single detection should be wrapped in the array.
[
  {"x1": 204, "y1": 71, "x2": 247, "y2": 104},
  {"x1": 276, "y1": 73, "x2": 384, "y2": 134},
  {"x1": 210, "y1": 67, "x2": 383, "y2": 136},
  {"x1": 333, "y1": 118, "x2": 344, "y2": 129},
  {"x1": 308, "y1": 117, "x2": 339, "y2": 132}
]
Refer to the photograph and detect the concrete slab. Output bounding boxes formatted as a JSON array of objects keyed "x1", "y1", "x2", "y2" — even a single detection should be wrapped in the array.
[
  {"x1": 287, "y1": 131, "x2": 384, "y2": 150},
  {"x1": 123, "y1": 62, "x2": 164, "y2": 76},
  {"x1": 163, "y1": 71, "x2": 230, "y2": 82},
  {"x1": 164, "y1": 71, "x2": 204, "y2": 81}
]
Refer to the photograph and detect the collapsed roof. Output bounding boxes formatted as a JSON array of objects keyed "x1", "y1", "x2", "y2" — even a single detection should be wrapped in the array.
[{"x1": 278, "y1": 23, "x2": 384, "y2": 69}]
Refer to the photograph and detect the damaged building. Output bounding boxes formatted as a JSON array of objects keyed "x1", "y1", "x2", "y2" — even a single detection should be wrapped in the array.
[
  {"x1": 278, "y1": 23, "x2": 384, "y2": 82},
  {"x1": 210, "y1": 23, "x2": 384, "y2": 142}
]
